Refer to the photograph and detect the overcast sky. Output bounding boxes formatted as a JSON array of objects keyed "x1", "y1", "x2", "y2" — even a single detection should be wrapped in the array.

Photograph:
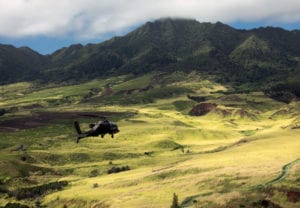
[{"x1": 0, "y1": 0, "x2": 300, "y2": 54}]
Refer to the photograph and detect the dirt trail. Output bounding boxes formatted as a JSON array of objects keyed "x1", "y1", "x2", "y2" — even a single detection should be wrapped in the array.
[
  {"x1": 198, "y1": 138, "x2": 250, "y2": 154},
  {"x1": 252, "y1": 158, "x2": 300, "y2": 190},
  {"x1": 265, "y1": 158, "x2": 300, "y2": 186}
]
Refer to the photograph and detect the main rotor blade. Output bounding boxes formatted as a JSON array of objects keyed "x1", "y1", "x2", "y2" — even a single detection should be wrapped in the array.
[{"x1": 78, "y1": 114, "x2": 107, "y2": 119}]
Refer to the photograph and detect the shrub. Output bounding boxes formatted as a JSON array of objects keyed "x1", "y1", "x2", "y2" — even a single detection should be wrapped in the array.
[
  {"x1": 265, "y1": 89, "x2": 295, "y2": 103},
  {"x1": 187, "y1": 95, "x2": 206, "y2": 102},
  {"x1": 0, "y1": 109, "x2": 6, "y2": 116},
  {"x1": 107, "y1": 166, "x2": 130, "y2": 174},
  {"x1": 89, "y1": 169, "x2": 99, "y2": 177},
  {"x1": 264, "y1": 81, "x2": 300, "y2": 103},
  {"x1": 11, "y1": 181, "x2": 68, "y2": 200},
  {"x1": 2, "y1": 203, "x2": 29, "y2": 208},
  {"x1": 173, "y1": 100, "x2": 196, "y2": 112}
]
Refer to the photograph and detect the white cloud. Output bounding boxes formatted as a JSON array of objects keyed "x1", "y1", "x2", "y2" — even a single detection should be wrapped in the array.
[{"x1": 0, "y1": 0, "x2": 299, "y2": 38}]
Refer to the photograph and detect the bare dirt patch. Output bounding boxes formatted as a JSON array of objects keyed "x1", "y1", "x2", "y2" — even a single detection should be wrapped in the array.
[
  {"x1": 286, "y1": 190, "x2": 300, "y2": 202},
  {"x1": 0, "y1": 111, "x2": 134, "y2": 132},
  {"x1": 189, "y1": 103, "x2": 217, "y2": 116}
]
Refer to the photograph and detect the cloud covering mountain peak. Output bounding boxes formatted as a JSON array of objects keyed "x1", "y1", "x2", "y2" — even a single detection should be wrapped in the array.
[{"x1": 0, "y1": 0, "x2": 299, "y2": 39}]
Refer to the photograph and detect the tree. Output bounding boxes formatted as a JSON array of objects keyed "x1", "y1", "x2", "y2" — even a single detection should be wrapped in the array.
[{"x1": 171, "y1": 192, "x2": 180, "y2": 208}]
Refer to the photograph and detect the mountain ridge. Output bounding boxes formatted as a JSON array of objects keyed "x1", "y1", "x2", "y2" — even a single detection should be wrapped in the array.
[{"x1": 0, "y1": 18, "x2": 299, "y2": 86}]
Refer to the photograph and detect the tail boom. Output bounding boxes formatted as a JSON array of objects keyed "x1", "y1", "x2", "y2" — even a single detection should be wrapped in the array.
[{"x1": 74, "y1": 121, "x2": 82, "y2": 134}]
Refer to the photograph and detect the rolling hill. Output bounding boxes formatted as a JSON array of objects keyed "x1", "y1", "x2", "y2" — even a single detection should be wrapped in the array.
[{"x1": 0, "y1": 71, "x2": 300, "y2": 207}]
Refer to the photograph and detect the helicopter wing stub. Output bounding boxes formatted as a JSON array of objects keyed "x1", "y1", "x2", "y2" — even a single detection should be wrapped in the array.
[
  {"x1": 77, "y1": 133, "x2": 89, "y2": 137},
  {"x1": 76, "y1": 133, "x2": 90, "y2": 143}
]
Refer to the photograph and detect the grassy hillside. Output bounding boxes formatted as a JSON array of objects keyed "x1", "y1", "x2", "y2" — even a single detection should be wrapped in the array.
[{"x1": 0, "y1": 72, "x2": 300, "y2": 207}]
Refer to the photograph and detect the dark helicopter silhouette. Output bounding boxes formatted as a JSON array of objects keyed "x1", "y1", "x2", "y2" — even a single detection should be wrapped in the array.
[{"x1": 74, "y1": 115, "x2": 119, "y2": 143}]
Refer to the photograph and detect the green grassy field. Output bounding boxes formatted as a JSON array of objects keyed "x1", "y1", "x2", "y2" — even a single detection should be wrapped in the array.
[{"x1": 0, "y1": 72, "x2": 299, "y2": 208}]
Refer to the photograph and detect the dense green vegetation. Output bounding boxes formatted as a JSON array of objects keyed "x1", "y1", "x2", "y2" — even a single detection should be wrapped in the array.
[{"x1": 1, "y1": 19, "x2": 300, "y2": 96}]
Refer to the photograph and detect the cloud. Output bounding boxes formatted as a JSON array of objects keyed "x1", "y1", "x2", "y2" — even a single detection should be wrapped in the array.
[{"x1": 0, "y1": 0, "x2": 299, "y2": 39}]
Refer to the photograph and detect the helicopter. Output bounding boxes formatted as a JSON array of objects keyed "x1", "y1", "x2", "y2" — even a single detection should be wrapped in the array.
[{"x1": 74, "y1": 115, "x2": 119, "y2": 143}]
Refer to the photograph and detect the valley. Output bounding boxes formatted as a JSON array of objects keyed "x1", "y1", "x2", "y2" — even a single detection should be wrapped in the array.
[{"x1": 0, "y1": 71, "x2": 299, "y2": 207}]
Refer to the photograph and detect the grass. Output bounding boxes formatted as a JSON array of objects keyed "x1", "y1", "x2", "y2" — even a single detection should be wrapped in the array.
[
  {"x1": 111, "y1": 73, "x2": 154, "y2": 91},
  {"x1": 0, "y1": 72, "x2": 300, "y2": 207}
]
